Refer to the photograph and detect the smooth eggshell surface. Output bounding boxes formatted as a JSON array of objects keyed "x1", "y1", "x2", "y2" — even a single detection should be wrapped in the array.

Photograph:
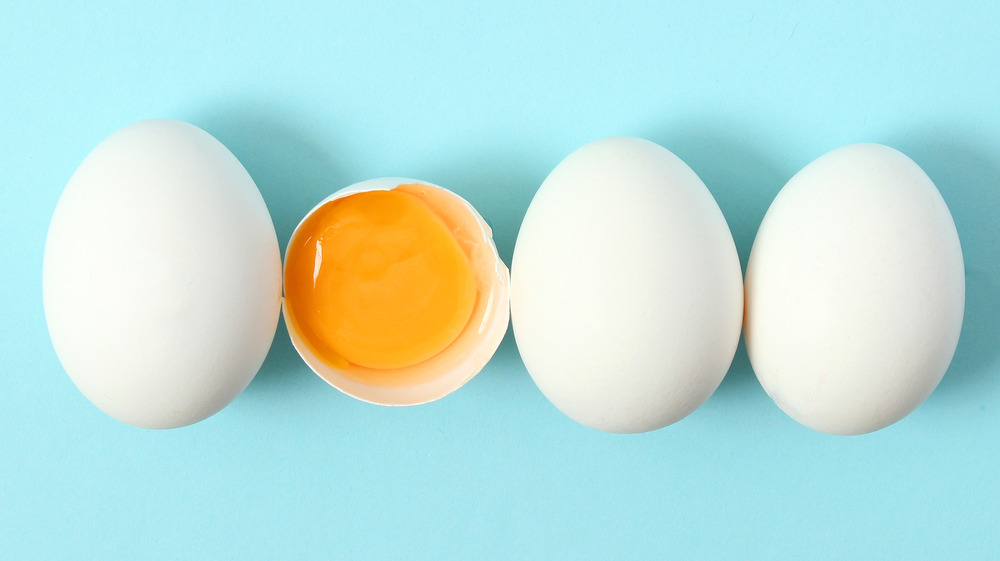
[
  {"x1": 511, "y1": 136, "x2": 744, "y2": 433},
  {"x1": 744, "y1": 143, "x2": 965, "y2": 435},
  {"x1": 43, "y1": 119, "x2": 282, "y2": 429}
]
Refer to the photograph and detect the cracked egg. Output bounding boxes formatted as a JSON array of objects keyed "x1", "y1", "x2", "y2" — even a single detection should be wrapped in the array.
[{"x1": 283, "y1": 178, "x2": 510, "y2": 405}]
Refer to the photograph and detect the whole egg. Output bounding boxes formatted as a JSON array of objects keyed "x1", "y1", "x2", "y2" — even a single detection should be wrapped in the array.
[
  {"x1": 744, "y1": 143, "x2": 965, "y2": 435},
  {"x1": 510, "y1": 136, "x2": 745, "y2": 433},
  {"x1": 43, "y1": 119, "x2": 282, "y2": 429}
]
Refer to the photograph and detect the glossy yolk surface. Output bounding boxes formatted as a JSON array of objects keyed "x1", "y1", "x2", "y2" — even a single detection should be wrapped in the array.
[{"x1": 284, "y1": 188, "x2": 476, "y2": 370}]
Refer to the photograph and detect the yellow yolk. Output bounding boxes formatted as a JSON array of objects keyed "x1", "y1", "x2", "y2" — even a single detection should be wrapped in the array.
[{"x1": 284, "y1": 187, "x2": 477, "y2": 371}]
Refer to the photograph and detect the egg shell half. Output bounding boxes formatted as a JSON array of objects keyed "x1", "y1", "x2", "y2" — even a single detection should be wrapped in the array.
[
  {"x1": 744, "y1": 143, "x2": 965, "y2": 435},
  {"x1": 283, "y1": 178, "x2": 511, "y2": 406},
  {"x1": 511, "y1": 136, "x2": 745, "y2": 433},
  {"x1": 43, "y1": 119, "x2": 282, "y2": 429}
]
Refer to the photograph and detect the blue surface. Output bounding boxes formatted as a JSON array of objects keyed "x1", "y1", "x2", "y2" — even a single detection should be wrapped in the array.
[{"x1": 3, "y1": 1, "x2": 1000, "y2": 558}]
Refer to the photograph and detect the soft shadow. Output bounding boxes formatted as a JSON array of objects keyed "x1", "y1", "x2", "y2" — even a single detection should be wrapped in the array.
[
  {"x1": 478, "y1": 326, "x2": 529, "y2": 397},
  {"x1": 642, "y1": 123, "x2": 790, "y2": 399},
  {"x1": 186, "y1": 102, "x2": 352, "y2": 394},
  {"x1": 887, "y1": 130, "x2": 1000, "y2": 396},
  {"x1": 248, "y1": 317, "x2": 307, "y2": 396},
  {"x1": 492, "y1": 326, "x2": 523, "y2": 373}
]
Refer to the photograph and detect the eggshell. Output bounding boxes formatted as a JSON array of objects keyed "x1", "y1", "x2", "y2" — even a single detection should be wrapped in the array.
[
  {"x1": 510, "y1": 136, "x2": 744, "y2": 433},
  {"x1": 744, "y1": 143, "x2": 965, "y2": 435},
  {"x1": 43, "y1": 119, "x2": 282, "y2": 429},
  {"x1": 283, "y1": 178, "x2": 510, "y2": 406}
]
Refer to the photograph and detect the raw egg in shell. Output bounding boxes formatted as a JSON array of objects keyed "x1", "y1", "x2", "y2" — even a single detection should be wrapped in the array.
[{"x1": 282, "y1": 178, "x2": 510, "y2": 405}]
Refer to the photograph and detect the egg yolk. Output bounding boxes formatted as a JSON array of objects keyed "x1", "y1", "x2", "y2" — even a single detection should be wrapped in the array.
[{"x1": 284, "y1": 187, "x2": 476, "y2": 371}]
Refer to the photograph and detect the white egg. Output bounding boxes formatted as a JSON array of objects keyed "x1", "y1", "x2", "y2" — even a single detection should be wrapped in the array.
[
  {"x1": 282, "y1": 178, "x2": 510, "y2": 405},
  {"x1": 43, "y1": 119, "x2": 282, "y2": 429},
  {"x1": 511, "y1": 136, "x2": 744, "y2": 433},
  {"x1": 744, "y1": 143, "x2": 965, "y2": 435}
]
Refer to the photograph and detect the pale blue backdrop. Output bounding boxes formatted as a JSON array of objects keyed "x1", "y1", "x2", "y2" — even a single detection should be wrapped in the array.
[{"x1": 3, "y1": 1, "x2": 999, "y2": 559}]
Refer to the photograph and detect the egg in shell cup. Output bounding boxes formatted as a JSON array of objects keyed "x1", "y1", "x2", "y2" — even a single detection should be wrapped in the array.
[{"x1": 282, "y1": 178, "x2": 511, "y2": 406}]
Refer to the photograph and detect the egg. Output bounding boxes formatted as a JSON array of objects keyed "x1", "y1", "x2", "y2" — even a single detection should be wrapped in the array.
[
  {"x1": 43, "y1": 119, "x2": 282, "y2": 429},
  {"x1": 510, "y1": 136, "x2": 744, "y2": 433},
  {"x1": 744, "y1": 143, "x2": 965, "y2": 435},
  {"x1": 282, "y1": 178, "x2": 510, "y2": 405}
]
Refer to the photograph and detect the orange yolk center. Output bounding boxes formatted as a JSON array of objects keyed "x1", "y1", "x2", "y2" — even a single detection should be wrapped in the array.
[{"x1": 284, "y1": 188, "x2": 476, "y2": 370}]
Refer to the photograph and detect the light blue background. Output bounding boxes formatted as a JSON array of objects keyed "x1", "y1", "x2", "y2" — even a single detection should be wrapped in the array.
[{"x1": 3, "y1": 1, "x2": 999, "y2": 558}]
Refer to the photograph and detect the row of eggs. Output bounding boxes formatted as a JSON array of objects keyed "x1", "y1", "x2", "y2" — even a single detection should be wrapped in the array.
[{"x1": 42, "y1": 120, "x2": 965, "y2": 435}]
